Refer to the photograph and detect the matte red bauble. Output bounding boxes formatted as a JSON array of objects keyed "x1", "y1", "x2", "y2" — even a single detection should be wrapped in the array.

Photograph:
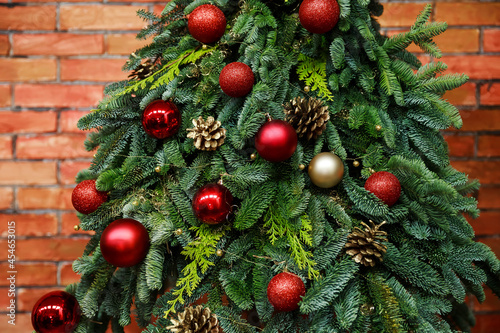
[
  {"x1": 364, "y1": 171, "x2": 401, "y2": 207},
  {"x1": 255, "y1": 120, "x2": 298, "y2": 162},
  {"x1": 299, "y1": 0, "x2": 340, "y2": 34},
  {"x1": 188, "y1": 4, "x2": 226, "y2": 44},
  {"x1": 219, "y1": 62, "x2": 255, "y2": 97},
  {"x1": 71, "y1": 179, "x2": 108, "y2": 215},
  {"x1": 31, "y1": 291, "x2": 81, "y2": 333},
  {"x1": 100, "y1": 218, "x2": 150, "y2": 267},
  {"x1": 142, "y1": 100, "x2": 181, "y2": 139},
  {"x1": 192, "y1": 183, "x2": 233, "y2": 225},
  {"x1": 267, "y1": 272, "x2": 306, "y2": 312}
]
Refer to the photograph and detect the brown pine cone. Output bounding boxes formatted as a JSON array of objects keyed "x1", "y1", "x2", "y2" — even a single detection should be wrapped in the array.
[
  {"x1": 284, "y1": 96, "x2": 330, "y2": 140},
  {"x1": 166, "y1": 305, "x2": 221, "y2": 333},
  {"x1": 345, "y1": 220, "x2": 388, "y2": 267},
  {"x1": 186, "y1": 116, "x2": 226, "y2": 151}
]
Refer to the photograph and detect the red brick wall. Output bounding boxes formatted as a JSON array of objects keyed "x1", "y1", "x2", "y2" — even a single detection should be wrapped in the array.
[{"x1": 0, "y1": 0, "x2": 498, "y2": 332}]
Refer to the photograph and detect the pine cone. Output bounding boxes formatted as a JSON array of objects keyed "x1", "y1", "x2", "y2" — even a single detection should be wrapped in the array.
[
  {"x1": 186, "y1": 116, "x2": 226, "y2": 151},
  {"x1": 166, "y1": 305, "x2": 221, "y2": 333},
  {"x1": 128, "y1": 59, "x2": 155, "y2": 81},
  {"x1": 345, "y1": 220, "x2": 388, "y2": 267},
  {"x1": 284, "y1": 96, "x2": 330, "y2": 140}
]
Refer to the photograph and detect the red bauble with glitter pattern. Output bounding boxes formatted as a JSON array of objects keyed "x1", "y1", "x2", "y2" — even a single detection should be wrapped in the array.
[
  {"x1": 31, "y1": 290, "x2": 81, "y2": 333},
  {"x1": 255, "y1": 120, "x2": 298, "y2": 162},
  {"x1": 100, "y1": 218, "x2": 150, "y2": 267},
  {"x1": 299, "y1": 0, "x2": 340, "y2": 34},
  {"x1": 188, "y1": 4, "x2": 226, "y2": 44},
  {"x1": 267, "y1": 272, "x2": 306, "y2": 312},
  {"x1": 219, "y1": 62, "x2": 255, "y2": 97},
  {"x1": 192, "y1": 183, "x2": 233, "y2": 225},
  {"x1": 142, "y1": 100, "x2": 181, "y2": 139},
  {"x1": 364, "y1": 171, "x2": 401, "y2": 207},
  {"x1": 71, "y1": 179, "x2": 108, "y2": 215}
]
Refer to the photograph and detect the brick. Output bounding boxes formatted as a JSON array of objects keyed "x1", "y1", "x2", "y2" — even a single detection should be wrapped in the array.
[
  {"x1": 0, "y1": 187, "x2": 13, "y2": 210},
  {"x1": 484, "y1": 29, "x2": 500, "y2": 53},
  {"x1": 0, "y1": 85, "x2": 11, "y2": 107},
  {"x1": 478, "y1": 135, "x2": 500, "y2": 157},
  {"x1": 481, "y1": 83, "x2": 500, "y2": 106},
  {"x1": 13, "y1": 238, "x2": 89, "y2": 261},
  {"x1": 478, "y1": 187, "x2": 500, "y2": 210},
  {"x1": 473, "y1": 286, "x2": 500, "y2": 312},
  {"x1": 13, "y1": 33, "x2": 104, "y2": 56},
  {"x1": 60, "y1": 161, "x2": 91, "y2": 185},
  {"x1": 443, "y1": 134, "x2": 474, "y2": 157},
  {"x1": 443, "y1": 82, "x2": 476, "y2": 107},
  {"x1": 0, "y1": 263, "x2": 57, "y2": 286},
  {"x1": 441, "y1": 55, "x2": 500, "y2": 80},
  {"x1": 61, "y1": 212, "x2": 94, "y2": 236},
  {"x1": 17, "y1": 187, "x2": 73, "y2": 210},
  {"x1": 60, "y1": 262, "x2": 80, "y2": 285},
  {"x1": 0, "y1": 136, "x2": 13, "y2": 159},
  {"x1": 460, "y1": 110, "x2": 500, "y2": 132},
  {"x1": 0, "y1": 161, "x2": 57, "y2": 185},
  {"x1": 435, "y1": 3, "x2": 500, "y2": 27},
  {"x1": 0, "y1": 314, "x2": 32, "y2": 332},
  {"x1": 452, "y1": 161, "x2": 500, "y2": 185},
  {"x1": 0, "y1": 214, "x2": 58, "y2": 236},
  {"x1": 0, "y1": 35, "x2": 9, "y2": 55},
  {"x1": 61, "y1": 59, "x2": 128, "y2": 82},
  {"x1": 15, "y1": 84, "x2": 103, "y2": 108},
  {"x1": 378, "y1": 3, "x2": 425, "y2": 28},
  {"x1": 0, "y1": 111, "x2": 57, "y2": 134},
  {"x1": 18, "y1": 288, "x2": 55, "y2": 312},
  {"x1": 473, "y1": 314, "x2": 500, "y2": 333},
  {"x1": 0, "y1": 288, "x2": 10, "y2": 310},
  {"x1": 106, "y1": 33, "x2": 150, "y2": 55},
  {"x1": 17, "y1": 134, "x2": 93, "y2": 159},
  {"x1": 60, "y1": 110, "x2": 91, "y2": 133},
  {"x1": 468, "y1": 211, "x2": 500, "y2": 236},
  {"x1": 0, "y1": 6, "x2": 56, "y2": 31},
  {"x1": 0, "y1": 58, "x2": 56, "y2": 82},
  {"x1": 60, "y1": 5, "x2": 147, "y2": 31}
]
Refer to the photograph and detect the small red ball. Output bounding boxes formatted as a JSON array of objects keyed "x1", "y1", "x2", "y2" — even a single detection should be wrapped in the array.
[
  {"x1": 299, "y1": 0, "x2": 340, "y2": 34},
  {"x1": 142, "y1": 100, "x2": 181, "y2": 139},
  {"x1": 255, "y1": 120, "x2": 298, "y2": 162},
  {"x1": 219, "y1": 62, "x2": 255, "y2": 97},
  {"x1": 267, "y1": 272, "x2": 306, "y2": 312},
  {"x1": 100, "y1": 218, "x2": 150, "y2": 267},
  {"x1": 71, "y1": 179, "x2": 108, "y2": 215},
  {"x1": 364, "y1": 171, "x2": 401, "y2": 207},
  {"x1": 192, "y1": 183, "x2": 233, "y2": 225},
  {"x1": 31, "y1": 291, "x2": 81, "y2": 333},
  {"x1": 188, "y1": 4, "x2": 226, "y2": 44}
]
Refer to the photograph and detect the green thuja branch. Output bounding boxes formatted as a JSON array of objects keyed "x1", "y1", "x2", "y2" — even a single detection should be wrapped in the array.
[{"x1": 297, "y1": 53, "x2": 334, "y2": 101}]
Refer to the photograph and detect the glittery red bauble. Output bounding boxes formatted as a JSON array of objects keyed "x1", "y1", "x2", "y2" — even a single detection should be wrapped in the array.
[
  {"x1": 364, "y1": 171, "x2": 401, "y2": 207},
  {"x1": 142, "y1": 100, "x2": 181, "y2": 139},
  {"x1": 267, "y1": 272, "x2": 306, "y2": 312},
  {"x1": 71, "y1": 179, "x2": 108, "y2": 215},
  {"x1": 219, "y1": 62, "x2": 255, "y2": 97},
  {"x1": 192, "y1": 183, "x2": 233, "y2": 225},
  {"x1": 255, "y1": 120, "x2": 298, "y2": 162},
  {"x1": 188, "y1": 4, "x2": 226, "y2": 44},
  {"x1": 299, "y1": 0, "x2": 340, "y2": 34},
  {"x1": 31, "y1": 291, "x2": 81, "y2": 333},
  {"x1": 100, "y1": 218, "x2": 150, "y2": 267}
]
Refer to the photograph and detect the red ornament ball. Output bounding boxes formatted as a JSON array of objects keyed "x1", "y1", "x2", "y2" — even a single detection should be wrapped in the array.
[
  {"x1": 299, "y1": 0, "x2": 340, "y2": 34},
  {"x1": 100, "y1": 218, "x2": 150, "y2": 267},
  {"x1": 255, "y1": 120, "x2": 298, "y2": 162},
  {"x1": 142, "y1": 100, "x2": 181, "y2": 139},
  {"x1": 219, "y1": 62, "x2": 255, "y2": 97},
  {"x1": 267, "y1": 272, "x2": 306, "y2": 312},
  {"x1": 188, "y1": 4, "x2": 226, "y2": 44},
  {"x1": 192, "y1": 183, "x2": 233, "y2": 225},
  {"x1": 71, "y1": 179, "x2": 107, "y2": 215},
  {"x1": 364, "y1": 171, "x2": 401, "y2": 207},
  {"x1": 31, "y1": 291, "x2": 81, "y2": 333}
]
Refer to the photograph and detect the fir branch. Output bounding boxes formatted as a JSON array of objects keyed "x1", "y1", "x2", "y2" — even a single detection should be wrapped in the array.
[{"x1": 297, "y1": 53, "x2": 334, "y2": 101}]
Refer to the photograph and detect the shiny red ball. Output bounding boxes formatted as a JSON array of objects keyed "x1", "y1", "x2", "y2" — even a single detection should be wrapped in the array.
[
  {"x1": 142, "y1": 100, "x2": 181, "y2": 139},
  {"x1": 100, "y1": 218, "x2": 150, "y2": 267},
  {"x1": 31, "y1": 291, "x2": 81, "y2": 333},
  {"x1": 192, "y1": 183, "x2": 233, "y2": 225},
  {"x1": 255, "y1": 120, "x2": 298, "y2": 162},
  {"x1": 299, "y1": 0, "x2": 340, "y2": 34},
  {"x1": 364, "y1": 171, "x2": 401, "y2": 207},
  {"x1": 267, "y1": 272, "x2": 306, "y2": 312},
  {"x1": 219, "y1": 62, "x2": 255, "y2": 97},
  {"x1": 188, "y1": 4, "x2": 226, "y2": 44},
  {"x1": 71, "y1": 180, "x2": 108, "y2": 215}
]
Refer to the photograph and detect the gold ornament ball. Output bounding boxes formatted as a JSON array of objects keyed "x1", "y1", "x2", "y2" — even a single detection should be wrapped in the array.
[
  {"x1": 155, "y1": 166, "x2": 161, "y2": 173},
  {"x1": 202, "y1": 44, "x2": 208, "y2": 50},
  {"x1": 299, "y1": 164, "x2": 306, "y2": 171},
  {"x1": 132, "y1": 200, "x2": 139, "y2": 206},
  {"x1": 375, "y1": 125, "x2": 382, "y2": 131},
  {"x1": 360, "y1": 303, "x2": 375, "y2": 316},
  {"x1": 304, "y1": 85, "x2": 311, "y2": 93},
  {"x1": 174, "y1": 228, "x2": 183, "y2": 236},
  {"x1": 353, "y1": 160, "x2": 360, "y2": 167},
  {"x1": 73, "y1": 225, "x2": 80, "y2": 231},
  {"x1": 216, "y1": 249, "x2": 224, "y2": 257},
  {"x1": 250, "y1": 153, "x2": 257, "y2": 160},
  {"x1": 308, "y1": 152, "x2": 344, "y2": 188}
]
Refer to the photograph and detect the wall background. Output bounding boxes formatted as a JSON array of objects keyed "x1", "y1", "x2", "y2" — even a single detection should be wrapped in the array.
[{"x1": 0, "y1": 0, "x2": 498, "y2": 332}]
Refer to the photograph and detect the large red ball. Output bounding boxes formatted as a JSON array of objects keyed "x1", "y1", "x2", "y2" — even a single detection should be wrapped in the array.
[
  {"x1": 267, "y1": 272, "x2": 306, "y2": 312},
  {"x1": 188, "y1": 4, "x2": 226, "y2": 44},
  {"x1": 100, "y1": 219, "x2": 150, "y2": 267},
  {"x1": 364, "y1": 171, "x2": 401, "y2": 207},
  {"x1": 219, "y1": 62, "x2": 255, "y2": 97},
  {"x1": 255, "y1": 120, "x2": 298, "y2": 162},
  {"x1": 32, "y1": 291, "x2": 81, "y2": 333},
  {"x1": 71, "y1": 179, "x2": 108, "y2": 215},
  {"x1": 299, "y1": 0, "x2": 340, "y2": 34},
  {"x1": 192, "y1": 183, "x2": 233, "y2": 224},
  {"x1": 142, "y1": 100, "x2": 181, "y2": 139}
]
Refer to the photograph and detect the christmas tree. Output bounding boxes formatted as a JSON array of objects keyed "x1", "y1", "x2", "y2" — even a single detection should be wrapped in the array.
[{"x1": 30, "y1": 0, "x2": 500, "y2": 332}]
